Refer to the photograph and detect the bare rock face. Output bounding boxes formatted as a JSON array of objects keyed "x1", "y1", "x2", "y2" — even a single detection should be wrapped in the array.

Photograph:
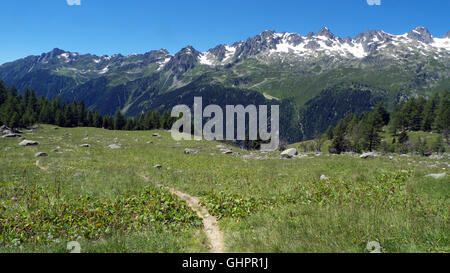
[
  {"x1": 407, "y1": 27, "x2": 434, "y2": 44},
  {"x1": 19, "y1": 140, "x2": 39, "y2": 146},
  {"x1": 281, "y1": 148, "x2": 297, "y2": 158}
]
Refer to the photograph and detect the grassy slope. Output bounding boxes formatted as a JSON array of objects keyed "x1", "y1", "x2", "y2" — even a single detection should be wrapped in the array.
[{"x1": 0, "y1": 125, "x2": 449, "y2": 253}]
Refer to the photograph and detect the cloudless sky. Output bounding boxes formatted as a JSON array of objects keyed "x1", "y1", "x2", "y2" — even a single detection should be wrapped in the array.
[{"x1": 0, "y1": 0, "x2": 449, "y2": 64}]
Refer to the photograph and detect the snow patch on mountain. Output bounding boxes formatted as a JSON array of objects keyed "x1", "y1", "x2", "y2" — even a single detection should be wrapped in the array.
[
  {"x1": 432, "y1": 37, "x2": 450, "y2": 51},
  {"x1": 157, "y1": 57, "x2": 172, "y2": 70},
  {"x1": 199, "y1": 53, "x2": 214, "y2": 65},
  {"x1": 99, "y1": 65, "x2": 109, "y2": 74}
]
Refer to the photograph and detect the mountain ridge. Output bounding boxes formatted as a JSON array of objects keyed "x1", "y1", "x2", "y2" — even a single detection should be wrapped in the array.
[{"x1": 0, "y1": 26, "x2": 449, "y2": 142}]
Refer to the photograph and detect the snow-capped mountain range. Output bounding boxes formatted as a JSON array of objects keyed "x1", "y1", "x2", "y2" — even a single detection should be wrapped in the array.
[
  {"x1": 0, "y1": 26, "x2": 448, "y2": 124},
  {"x1": 197, "y1": 27, "x2": 450, "y2": 65},
  {"x1": 5, "y1": 26, "x2": 448, "y2": 75}
]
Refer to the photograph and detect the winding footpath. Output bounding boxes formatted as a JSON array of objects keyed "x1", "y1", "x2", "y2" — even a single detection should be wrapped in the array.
[{"x1": 139, "y1": 174, "x2": 225, "y2": 253}]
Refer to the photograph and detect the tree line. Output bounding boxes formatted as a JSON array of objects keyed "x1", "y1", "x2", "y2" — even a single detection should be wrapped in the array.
[
  {"x1": 325, "y1": 90, "x2": 449, "y2": 154},
  {"x1": 0, "y1": 80, "x2": 175, "y2": 131}
]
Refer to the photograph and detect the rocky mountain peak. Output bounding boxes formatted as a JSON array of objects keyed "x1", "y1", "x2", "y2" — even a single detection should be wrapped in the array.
[
  {"x1": 444, "y1": 31, "x2": 450, "y2": 39},
  {"x1": 407, "y1": 26, "x2": 433, "y2": 44},
  {"x1": 49, "y1": 48, "x2": 66, "y2": 56},
  {"x1": 317, "y1": 27, "x2": 335, "y2": 39},
  {"x1": 164, "y1": 45, "x2": 200, "y2": 73}
]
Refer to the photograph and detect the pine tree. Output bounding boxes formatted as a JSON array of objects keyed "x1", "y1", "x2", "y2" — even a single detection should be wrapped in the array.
[
  {"x1": 93, "y1": 112, "x2": 102, "y2": 128},
  {"x1": 102, "y1": 115, "x2": 113, "y2": 130},
  {"x1": 330, "y1": 121, "x2": 347, "y2": 154},
  {"x1": 9, "y1": 112, "x2": 20, "y2": 128},
  {"x1": 361, "y1": 112, "x2": 383, "y2": 151},
  {"x1": 421, "y1": 93, "x2": 439, "y2": 131},
  {"x1": 325, "y1": 125, "x2": 334, "y2": 140},
  {"x1": 113, "y1": 110, "x2": 126, "y2": 130},
  {"x1": 149, "y1": 111, "x2": 160, "y2": 129},
  {"x1": 55, "y1": 109, "x2": 64, "y2": 127},
  {"x1": 434, "y1": 90, "x2": 450, "y2": 142},
  {"x1": 375, "y1": 103, "x2": 390, "y2": 126},
  {"x1": 398, "y1": 130, "x2": 409, "y2": 144},
  {"x1": 388, "y1": 103, "x2": 404, "y2": 135},
  {"x1": 124, "y1": 118, "x2": 136, "y2": 131},
  {"x1": 0, "y1": 80, "x2": 7, "y2": 105}
]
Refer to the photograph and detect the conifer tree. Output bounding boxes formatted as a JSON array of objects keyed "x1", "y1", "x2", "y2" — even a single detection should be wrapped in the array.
[
  {"x1": 113, "y1": 110, "x2": 126, "y2": 130},
  {"x1": 434, "y1": 90, "x2": 450, "y2": 142},
  {"x1": 421, "y1": 93, "x2": 439, "y2": 131}
]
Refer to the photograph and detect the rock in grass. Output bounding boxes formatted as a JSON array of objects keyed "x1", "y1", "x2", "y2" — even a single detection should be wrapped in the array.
[
  {"x1": 152, "y1": 133, "x2": 161, "y2": 137},
  {"x1": 281, "y1": 148, "x2": 297, "y2": 158},
  {"x1": 222, "y1": 149, "x2": 233, "y2": 154},
  {"x1": 2, "y1": 133, "x2": 21, "y2": 138},
  {"x1": 154, "y1": 165, "x2": 162, "y2": 169},
  {"x1": 35, "y1": 152, "x2": 48, "y2": 157},
  {"x1": 108, "y1": 144, "x2": 121, "y2": 149},
  {"x1": 425, "y1": 173, "x2": 446, "y2": 179},
  {"x1": 320, "y1": 175, "x2": 329, "y2": 180},
  {"x1": 80, "y1": 144, "x2": 90, "y2": 148},
  {"x1": 19, "y1": 140, "x2": 39, "y2": 146},
  {"x1": 5, "y1": 147, "x2": 11, "y2": 151},
  {"x1": 429, "y1": 154, "x2": 444, "y2": 160},
  {"x1": 184, "y1": 148, "x2": 197, "y2": 154},
  {"x1": 360, "y1": 152, "x2": 378, "y2": 159}
]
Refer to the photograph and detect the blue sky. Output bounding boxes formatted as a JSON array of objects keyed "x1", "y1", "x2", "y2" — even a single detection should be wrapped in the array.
[{"x1": 0, "y1": 0, "x2": 448, "y2": 64}]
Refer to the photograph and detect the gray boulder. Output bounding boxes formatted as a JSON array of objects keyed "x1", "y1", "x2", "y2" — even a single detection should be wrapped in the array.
[
  {"x1": 2, "y1": 133, "x2": 21, "y2": 138},
  {"x1": 320, "y1": 175, "x2": 329, "y2": 180},
  {"x1": 35, "y1": 152, "x2": 48, "y2": 157},
  {"x1": 19, "y1": 140, "x2": 39, "y2": 146},
  {"x1": 184, "y1": 148, "x2": 197, "y2": 154},
  {"x1": 281, "y1": 148, "x2": 297, "y2": 158},
  {"x1": 429, "y1": 154, "x2": 444, "y2": 160},
  {"x1": 80, "y1": 144, "x2": 90, "y2": 148},
  {"x1": 425, "y1": 173, "x2": 446, "y2": 179},
  {"x1": 108, "y1": 144, "x2": 121, "y2": 149},
  {"x1": 360, "y1": 152, "x2": 378, "y2": 159},
  {"x1": 154, "y1": 165, "x2": 162, "y2": 169}
]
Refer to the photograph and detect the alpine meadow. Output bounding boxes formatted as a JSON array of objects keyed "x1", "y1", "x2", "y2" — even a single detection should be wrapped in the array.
[{"x1": 0, "y1": 0, "x2": 449, "y2": 256}]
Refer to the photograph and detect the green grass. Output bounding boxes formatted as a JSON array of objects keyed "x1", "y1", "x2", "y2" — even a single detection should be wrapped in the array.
[{"x1": 0, "y1": 125, "x2": 449, "y2": 252}]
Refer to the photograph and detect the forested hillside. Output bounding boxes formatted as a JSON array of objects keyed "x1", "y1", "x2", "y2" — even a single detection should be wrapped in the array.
[
  {"x1": 0, "y1": 80, "x2": 174, "y2": 131},
  {"x1": 324, "y1": 90, "x2": 449, "y2": 154}
]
